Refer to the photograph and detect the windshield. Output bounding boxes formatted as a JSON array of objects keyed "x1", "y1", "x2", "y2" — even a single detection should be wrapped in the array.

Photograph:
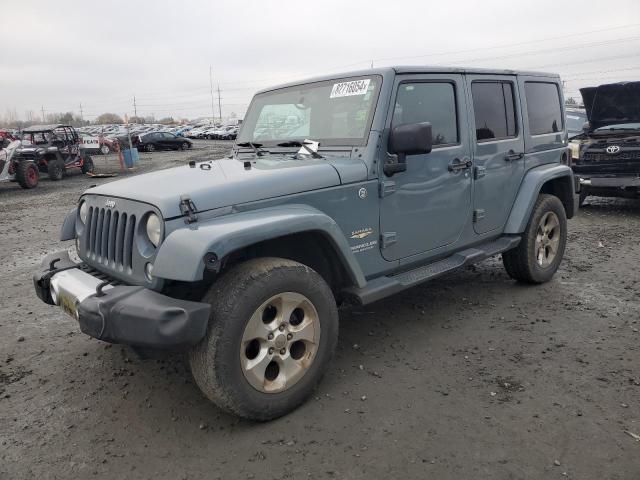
[
  {"x1": 565, "y1": 112, "x2": 586, "y2": 133},
  {"x1": 238, "y1": 75, "x2": 381, "y2": 147},
  {"x1": 595, "y1": 122, "x2": 640, "y2": 131}
]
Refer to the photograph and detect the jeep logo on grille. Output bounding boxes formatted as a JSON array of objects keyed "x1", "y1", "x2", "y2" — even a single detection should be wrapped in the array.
[
  {"x1": 105, "y1": 200, "x2": 116, "y2": 208},
  {"x1": 606, "y1": 145, "x2": 621, "y2": 154}
]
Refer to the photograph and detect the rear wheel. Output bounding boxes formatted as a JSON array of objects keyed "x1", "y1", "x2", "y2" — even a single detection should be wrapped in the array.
[
  {"x1": 81, "y1": 155, "x2": 94, "y2": 174},
  {"x1": 100, "y1": 144, "x2": 110, "y2": 155},
  {"x1": 503, "y1": 194, "x2": 567, "y2": 284},
  {"x1": 146, "y1": 144, "x2": 155, "y2": 152},
  {"x1": 16, "y1": 161, "x2": 39, "y2": 189},
  {"x1": 47, "y1": 159, "x2": 64, "y2": 181},
  {"x1": 189, "y1": 257, "x2": 339, "y2": 421},
  {"x1": 180, "y1": 142, "x2": 189, "y2": 150}
]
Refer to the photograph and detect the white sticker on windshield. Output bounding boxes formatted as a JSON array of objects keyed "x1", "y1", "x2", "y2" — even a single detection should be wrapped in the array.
[{"x1": 330, "y1": 79, "x2": 371, "y2": 98}]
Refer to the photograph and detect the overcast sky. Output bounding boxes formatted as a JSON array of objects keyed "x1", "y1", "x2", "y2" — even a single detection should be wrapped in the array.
[{"x1": 2, "y1": 0, "x2": 639, "y2": 122}]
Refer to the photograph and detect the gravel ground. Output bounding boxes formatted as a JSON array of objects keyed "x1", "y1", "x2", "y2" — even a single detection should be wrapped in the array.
[{"x1": 1, "y1": 141, "x2": 639, "y2": 479}]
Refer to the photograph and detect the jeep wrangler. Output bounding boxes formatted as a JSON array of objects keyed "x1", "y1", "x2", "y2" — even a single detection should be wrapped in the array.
[
  {"x1": 34, "y1": 67, "x2": 578, "y2": 420},
  {"x1": 570, "y1": 81, "x2": 640, "y2": 205},
  {"x1": 13, "y1": 124, "x2": 94, "y2": 188}
]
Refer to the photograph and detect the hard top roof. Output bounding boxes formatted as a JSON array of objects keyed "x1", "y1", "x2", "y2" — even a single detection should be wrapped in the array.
[
  {"x1": 22, "y1": 124, "x2": 72, "y2": 133},
  {"x1": 255, "y1": 66, "x2": 560, "y2": 94}
]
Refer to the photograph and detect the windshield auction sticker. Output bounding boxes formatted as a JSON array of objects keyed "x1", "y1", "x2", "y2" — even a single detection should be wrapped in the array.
[{"x1": 330, "y1": 79, "x2": 371, "y2": 98}]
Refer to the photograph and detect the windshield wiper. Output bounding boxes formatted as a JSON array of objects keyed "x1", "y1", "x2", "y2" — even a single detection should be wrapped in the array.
[
  {"x1": 277, "y1": 141, "x2": 323, "y2": 159},
  {"x1": 236, "y1": 142, "x2": 267, "y2": 156}
]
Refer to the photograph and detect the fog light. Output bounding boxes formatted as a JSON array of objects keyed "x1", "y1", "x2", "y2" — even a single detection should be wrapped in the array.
[{"x1": 145, "y1": 262, "x2": 154, "y2": 281}]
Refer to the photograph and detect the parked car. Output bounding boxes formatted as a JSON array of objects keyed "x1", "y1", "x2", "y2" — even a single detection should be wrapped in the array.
[
  {"x1": 209, "y1": 125, "x2": 238, "y2": 140},
  {"x1": 12, "y1": 124, "x2": 93, "y2": 187},
  {"x1": 79, "y1": 134, "x2": 115, "y2": 155},
  {"x1": 571, "y1": 81, "x2": 640, "y2": 205},
  {"x1": 137, "y1": 132, "x2": 192, "y2": 152},
  {"x1": 566, "y1": 108, "x2": 587, "y2": 138},
  {"x1": 34, "y1": 67, "x2": 577, "y2": 421}
]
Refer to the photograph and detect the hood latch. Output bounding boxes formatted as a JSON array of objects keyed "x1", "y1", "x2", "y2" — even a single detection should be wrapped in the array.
[{"x1": 179, "y1": 195, "x2": 198, "y2": 224}]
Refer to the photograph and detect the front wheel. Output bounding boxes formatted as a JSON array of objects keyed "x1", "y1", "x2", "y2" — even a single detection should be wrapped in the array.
[
  {"x1": 146, "y1": 144, "x2": 155, "y2": 152},
  {"x1": 502, "y1": 193, "x2": 567, "y2": 284},
  {"x1": 180, "y1": 142, "x2": 189, "y2": 150},
  {"x1": 16, "y1": 161, "x2": 39, "y2": 189},
  {"x1": 189, "y1": 257, "x2": 339, "y2": 421}
]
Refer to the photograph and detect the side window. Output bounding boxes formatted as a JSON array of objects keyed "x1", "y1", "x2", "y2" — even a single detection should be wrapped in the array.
[
  {"x1": 471, "y1": 81, "x2": 517, "y2": 141},
  {"x1": 392, "y1": 82, "x2": 458, "y2": 146},
  {"x1": 525, "y1": 82, "x2": 563, "y2": 135}
]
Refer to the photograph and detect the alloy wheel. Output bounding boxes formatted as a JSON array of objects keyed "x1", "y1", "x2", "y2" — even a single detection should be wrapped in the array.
[
  {"x1": 240, "y1": 292, "x2": 321, "y2": 393},
  {"x1": 534, "y1": 211, "x2": 560, "y2": 268}
]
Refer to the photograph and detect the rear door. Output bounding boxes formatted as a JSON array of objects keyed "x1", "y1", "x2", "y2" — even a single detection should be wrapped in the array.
[{"x1": 467, "y1": 75, "x2": 525, "y2": 234}]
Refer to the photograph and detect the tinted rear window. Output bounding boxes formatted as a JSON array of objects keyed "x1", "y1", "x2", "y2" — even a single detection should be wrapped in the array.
[
  {"x1": 525, "y1": 82, "x2": 563, "y2": 135},
  {"x1": 471, "y1": 81, "x2": 517, "y2": 141}
]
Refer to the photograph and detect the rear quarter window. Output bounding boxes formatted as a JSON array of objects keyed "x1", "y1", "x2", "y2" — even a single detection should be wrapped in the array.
[{"x1": 525, "y1": 82, "x2": 563, "y2": 135}]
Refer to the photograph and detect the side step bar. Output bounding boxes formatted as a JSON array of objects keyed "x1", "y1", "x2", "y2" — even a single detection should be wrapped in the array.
[{"x1": 344, "y1": 235, "x2": 521, "y2": 305}]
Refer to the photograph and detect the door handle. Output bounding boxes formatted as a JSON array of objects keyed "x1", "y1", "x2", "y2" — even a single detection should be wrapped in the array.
[
  {"x1": 505, "y1": 150, "x2": 524, "y2": 161},
  {"x1": 448, "y1": 158, "x2": 472, "y2": 172}
]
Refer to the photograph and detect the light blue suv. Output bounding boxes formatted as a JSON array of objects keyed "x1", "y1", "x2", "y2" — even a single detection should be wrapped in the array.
[{"x1": 34, "y1": 67, "x2": 578, "y2": 420}]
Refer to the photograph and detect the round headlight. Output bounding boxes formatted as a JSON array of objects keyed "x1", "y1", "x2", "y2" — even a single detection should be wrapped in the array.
[
  {"x1": 146, "y1": 213, "x2": 161, "y2": 247},
  {"x1": 79, "y1": 201, "x2": 88, "y2": 224}
]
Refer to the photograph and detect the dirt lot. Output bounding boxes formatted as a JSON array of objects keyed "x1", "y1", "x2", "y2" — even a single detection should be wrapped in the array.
[{"x1": 1, "y1": 141, "x2": 639, "y2": 479}]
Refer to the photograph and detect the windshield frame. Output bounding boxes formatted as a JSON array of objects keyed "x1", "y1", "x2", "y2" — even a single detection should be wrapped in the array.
[{"x1": 237, "y1": 74, "x2": 383, "y2": 148}]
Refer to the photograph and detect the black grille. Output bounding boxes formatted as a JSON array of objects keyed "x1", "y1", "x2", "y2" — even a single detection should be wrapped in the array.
[{"x1": 85, "y1": 206, "x2": 136, "y2": 270}]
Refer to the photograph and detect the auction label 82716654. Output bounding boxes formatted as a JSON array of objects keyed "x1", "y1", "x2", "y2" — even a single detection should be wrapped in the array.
[{"x1": 330, "y1": 79, "x2": 371, "y2": 98}]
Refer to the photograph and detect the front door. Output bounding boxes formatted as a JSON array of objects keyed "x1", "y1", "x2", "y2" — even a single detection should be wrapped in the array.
[
  {"x1": 467, "y1": 75, "x2": 525, "y2": 234},
  {"x1": 380, "y1": 75, "x2": 472, "y2": 261}
]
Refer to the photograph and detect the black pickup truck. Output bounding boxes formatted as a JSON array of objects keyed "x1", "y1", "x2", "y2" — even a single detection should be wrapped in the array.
[{"x1": 572, "y1": 81, "x2": 640, "y2": 204}]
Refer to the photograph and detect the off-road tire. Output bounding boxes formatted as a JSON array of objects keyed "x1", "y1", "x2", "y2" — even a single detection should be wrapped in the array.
[
  {"x1": 189, "y1": 257, "x2": 339, "y2": 421},
  {"x1": 81, "y1": 155, "x2": 94, "y2": 174},
  {"x1": 47, "y1": 159, "x2": 64, "y2": 181},
  {"x1": 16, "y1": 161, "x2": 39, "y2": 189},
  {"x1": 502, "y1": 194, "x2": 567, "y2": 284}
]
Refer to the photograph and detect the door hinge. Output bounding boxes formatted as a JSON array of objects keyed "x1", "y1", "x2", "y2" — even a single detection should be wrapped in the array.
[
  {"x1": 474, "y1": 166, "x2": 486, "y2": 179},
  {"x1": 379, "y1": 180, "x2": 396, "y2": 198},
  {"x1": 473, "y1": 209, "x2": 485, "y2": 222},
  {"x1": 381, "y1": 232, "x2": 397, "y2": 249}
]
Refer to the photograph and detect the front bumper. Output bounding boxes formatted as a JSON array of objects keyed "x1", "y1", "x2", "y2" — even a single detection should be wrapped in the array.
[
  {"x1": 33, "y1": 251, "x2": 210, "y2": 350},
  {"x1": 579, "y1": 175, "x2": 640, "y2": 189}
]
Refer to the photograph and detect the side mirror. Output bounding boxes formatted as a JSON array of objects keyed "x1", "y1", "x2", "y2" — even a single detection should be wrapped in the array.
[{"x1": 385, "y1": 122, "x2": 433, "y2": 176}]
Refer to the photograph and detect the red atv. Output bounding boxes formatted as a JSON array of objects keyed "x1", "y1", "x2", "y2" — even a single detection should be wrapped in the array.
[{"x1": 10, "y1": 124, "x2": 94, "y2": 188}]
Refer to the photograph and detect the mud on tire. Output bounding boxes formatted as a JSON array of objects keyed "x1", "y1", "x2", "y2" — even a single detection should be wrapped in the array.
[
  {"x1": 188, "y1": 257, "x2": 339, "y2": 421},
  {"x1": 47, "y1": 158, "x2": 65, "y2": 181},
  {"x1": 502, "y1": 193, "x2": 567, "y2": 284}
]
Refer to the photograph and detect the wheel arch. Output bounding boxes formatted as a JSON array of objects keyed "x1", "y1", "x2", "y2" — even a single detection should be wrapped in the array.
[
  {"x1": 504, "y1": 164, "x2": 576, "y2": 234},
  {"x1": 152, "y1": 205, "x2": 366, "y2": 289}
]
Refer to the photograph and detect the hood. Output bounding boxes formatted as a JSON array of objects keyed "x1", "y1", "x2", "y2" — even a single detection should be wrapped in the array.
[
  {"x1": 86, "y1": 156, "x2": 343, "y2": 218},
  {"x1": 580, "y1": 81, "x2": 640, "y2": 130}
]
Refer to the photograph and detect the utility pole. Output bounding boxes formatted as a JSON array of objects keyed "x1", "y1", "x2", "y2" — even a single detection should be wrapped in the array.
[
  {"x1": 217, "y1": 84, "x2": 222, "y2": 124},
  {"x1": 79, "y1": 102, "x2": 84, "y2": 122},
  {"x1": 209, "y1": 66, "x2": 215, "y2": 124},
  {"x1": 41, "y1": 106, "x2": 45, "y2": 123},
  {"x1": 133, "y1": 96, "x2": 138, "y2": 120}
]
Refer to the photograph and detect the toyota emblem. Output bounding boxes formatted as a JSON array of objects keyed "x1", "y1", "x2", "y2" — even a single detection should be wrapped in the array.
[{"x1": 606, "y1": 145, "x2": 620, "y2": 154}]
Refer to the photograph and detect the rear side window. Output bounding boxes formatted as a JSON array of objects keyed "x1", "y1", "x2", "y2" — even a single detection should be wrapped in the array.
[
  {"x1": 471, "y1": 81, "x2": 517, "y2": 141},
  {"x1": 525, "y1": 82, "x2": 563, "y2": 135},
  {"x1": 392, "y1": 82, "x2": 458, "y2": 146}
]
